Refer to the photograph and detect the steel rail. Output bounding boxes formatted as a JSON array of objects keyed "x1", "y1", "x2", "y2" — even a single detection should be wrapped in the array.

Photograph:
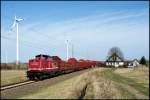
[{"x1": 1, "y1": 81, "x2": 35, "y2": 91}]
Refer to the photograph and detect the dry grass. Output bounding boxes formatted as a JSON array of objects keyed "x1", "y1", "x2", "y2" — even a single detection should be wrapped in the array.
[
  {"x1": 66, "y1": 67, "x2": 136, "y2": 99},
  {"x1": 84, "y1": 78, "x2": 122, "y2": 99},
  {"x1": 114, "y1": 68, "x2": 134, "y2": 74},
  {"x1": 18, "y1": 66, "x2": 149, "y2": 99},
  {"x1": 66, "y1": 68, "x2": 106, "y2": 99},
  {"x1": 19, "y1": 73, "x2": 81, "y2": 99},
  {"x1": 1, "y1": 63, "x2": 27, "y2": 70},
  {"x1": 19, "y1": 68, "x2": 104, "y2": 99},
  {"x1": 101, "y1": 67, "x2": 149, "y2": 98},
  {"x1": 115, "y1": 66, "x2": 149, "y2": 88},
  {"x1": 1, "y1": 70, "x2": 28, "y2": 86}
]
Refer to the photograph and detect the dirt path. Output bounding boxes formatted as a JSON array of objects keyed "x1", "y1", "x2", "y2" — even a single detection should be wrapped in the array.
[{"x1": 1, "y1": 68, "x2": 92, "y2": 99}]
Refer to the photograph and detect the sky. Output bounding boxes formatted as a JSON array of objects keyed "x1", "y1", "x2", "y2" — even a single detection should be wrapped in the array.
[{"x1": 1, "y1": 1, "x2": 149, "y2": 63}]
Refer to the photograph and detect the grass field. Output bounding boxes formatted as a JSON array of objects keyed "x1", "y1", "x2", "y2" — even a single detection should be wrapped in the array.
[
  {"x1": 1, "y1": 63, "x2": 27, "y2": 70},
  {"x1": 1, "y1": 65, "x2": 147, "y2": 99},
  {"x1": 1, "y1": 70, "x2": 28, "y2": 86},
  {"x1": 19, "y1": 66, "x2": 149, "y2": 99},
  {"x1": 99, "y1": 68, "x2": 149, "y2": 99},
  {"x1": 19, "y1": 68, "x2": 103, "y2": 99}
]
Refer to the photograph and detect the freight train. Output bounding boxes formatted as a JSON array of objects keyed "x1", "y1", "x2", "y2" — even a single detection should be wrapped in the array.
[{"x1": 27, "y1": 54, "x2": 103, "y2": 80}]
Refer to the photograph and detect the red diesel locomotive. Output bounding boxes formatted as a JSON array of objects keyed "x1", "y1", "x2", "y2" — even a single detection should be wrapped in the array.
[{"x1": 27, "y1": 54, "x2": 103, "y2": 80}]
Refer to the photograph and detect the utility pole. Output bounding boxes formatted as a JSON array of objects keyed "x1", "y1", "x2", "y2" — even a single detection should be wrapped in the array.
[
  {"x1": 66, "y1": 39, "x2": 69, "y2": 60},
  {"x1": 72, "y1": 44, "x2": 74, "y2": 58},
  {"x1": 86, "y1": 49, "x2": 89, "y2": 59}
]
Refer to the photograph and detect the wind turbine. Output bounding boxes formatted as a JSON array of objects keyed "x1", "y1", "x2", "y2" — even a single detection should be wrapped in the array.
[
  {"x1": 11, "y1": 15, "x2": 23, "y2": 65},
  {"x1": 65, "y1": 39, "x2": 75, "y2": 59}
]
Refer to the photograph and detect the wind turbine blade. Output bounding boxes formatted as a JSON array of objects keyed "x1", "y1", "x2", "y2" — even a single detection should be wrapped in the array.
[
  {"x1": 10, "y1": 20, "x2": 16, "y2": 31},
  {"x1": 16, "y1": 16, "x2": 23, "y2": 22},
  {"x1": 19, "y1": 18, "x2": 23, "y2": 20},
  {"x1": 17, "y1": 18, "x2": 23, "y2": 21},
  {"x1": 15, "y1": 15, "x2": 17, "y2": 20}
]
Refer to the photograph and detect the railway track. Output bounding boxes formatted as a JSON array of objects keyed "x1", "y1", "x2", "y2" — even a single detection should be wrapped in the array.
[
  {"x1": 1, "y1": 68, "x2": 92, "y2": 99},
  {"x1": 1, "y1": 80, "x2": 35, "y2": 91}
]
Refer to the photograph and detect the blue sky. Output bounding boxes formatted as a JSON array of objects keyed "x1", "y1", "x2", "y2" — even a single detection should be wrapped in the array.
[{"x1": 1, "y1": 1, "x2": 149, "y2": 63}]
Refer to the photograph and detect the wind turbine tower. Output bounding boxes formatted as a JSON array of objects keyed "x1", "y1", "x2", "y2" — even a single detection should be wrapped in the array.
[
  {"x1": 11, "y1": 16, "x2": 23, "y2": 65},
  {"x1": 71, "y1": 43, "x2": 74, "y2": 58}
]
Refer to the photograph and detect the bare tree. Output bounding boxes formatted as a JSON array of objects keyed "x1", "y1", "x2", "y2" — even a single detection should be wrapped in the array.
[{"x1": 107, "y1": 46, "x2": 124, "y2": 61}]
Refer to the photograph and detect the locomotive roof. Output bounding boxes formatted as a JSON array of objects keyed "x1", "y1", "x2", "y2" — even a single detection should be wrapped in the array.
[
  {"x1": 36, "y1": 54, "x2": 50, "y2": 58},
  {"x1": 35, "y1": 54, "x2": 61, "y2": 60},
  {"x1": 51, "y1": 56, "x2": 61, "y2": 60}
]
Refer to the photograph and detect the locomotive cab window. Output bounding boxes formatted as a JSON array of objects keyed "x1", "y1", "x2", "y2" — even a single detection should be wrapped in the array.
[{"x1": 52, "y1": 62, "x2": 57, "y2": 68}]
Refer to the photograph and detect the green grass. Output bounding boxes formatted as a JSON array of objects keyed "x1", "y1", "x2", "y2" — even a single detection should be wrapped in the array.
[
  {"x1": 1, "y1": 70, "x2": 28, "y2": 86},
  {"x1": 100, "y1": 69, "x2": 149, "y2": 96}
]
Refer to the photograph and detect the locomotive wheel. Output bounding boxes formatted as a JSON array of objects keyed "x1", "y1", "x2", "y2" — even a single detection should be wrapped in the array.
[
  {"x1": 29, "y1": 76, "x2": 35, "y2": 80},
  {"x1": 37, "y1": 75, "x2": 43, "y2": 80}
]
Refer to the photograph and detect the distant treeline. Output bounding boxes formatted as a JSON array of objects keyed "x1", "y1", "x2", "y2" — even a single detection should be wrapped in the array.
[{"x1": 1, "y1": 63, "x2": 27, "y2": 70}]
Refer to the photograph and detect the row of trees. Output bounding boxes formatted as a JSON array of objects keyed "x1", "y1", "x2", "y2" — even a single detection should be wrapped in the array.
[{"x1": 107, "y1": 47, "x2": 148, "y2": 66}]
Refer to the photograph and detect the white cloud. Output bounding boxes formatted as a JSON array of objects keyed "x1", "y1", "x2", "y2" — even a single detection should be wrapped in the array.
[{"x1": 1, "y1": 8, "x2": 149, "y2": 62}]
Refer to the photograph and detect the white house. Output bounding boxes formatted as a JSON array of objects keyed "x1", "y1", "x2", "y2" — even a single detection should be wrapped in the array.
[
  {"x1": 128, "y1": 59, "x2": 139, "y2": 68},
  {"x1": 106, "y1": 53, "x2": 124, "y2": 67}
]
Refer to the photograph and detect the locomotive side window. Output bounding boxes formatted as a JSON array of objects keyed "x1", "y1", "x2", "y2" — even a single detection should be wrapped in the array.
[{"x1": 52, "y1": 62, "x2": 57, "y2": 68}]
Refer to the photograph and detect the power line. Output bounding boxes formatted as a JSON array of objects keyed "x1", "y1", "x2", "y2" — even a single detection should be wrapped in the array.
[
  {"x1": 3, "y1": 16, "x2": 60, "y2": 47},
  {"x1": 24, "y1": 27, "x2": 62, "y2": 47},
  {"x1": 3, "y1": 14, "x2": 69, "y2": 46},
  {"x1": 1, "y1": 34, "x2": 54, "y2": 50},
  {"x1": 1, "y1": 35, "x2": 49, "y2": 51}
]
